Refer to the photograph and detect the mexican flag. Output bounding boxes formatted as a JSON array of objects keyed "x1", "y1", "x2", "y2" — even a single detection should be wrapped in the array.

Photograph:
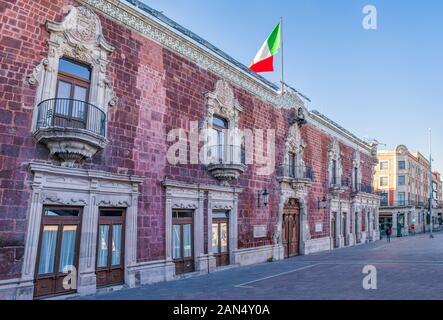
[{"x1": 249, "y1": 22, "x2": 281, "y2": 73}]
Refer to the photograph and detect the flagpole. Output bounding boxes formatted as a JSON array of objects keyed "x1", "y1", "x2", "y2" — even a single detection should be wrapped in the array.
[{"x1": 280, "y1": 16, "x2": 284, "y2": 94}]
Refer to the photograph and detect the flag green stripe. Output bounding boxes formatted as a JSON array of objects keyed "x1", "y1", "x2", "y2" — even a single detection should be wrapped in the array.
[{"x1": 267, "y1": 23, "x2": 281, "y2": 56}]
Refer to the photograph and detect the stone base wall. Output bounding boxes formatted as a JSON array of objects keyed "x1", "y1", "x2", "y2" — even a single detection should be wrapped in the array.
[
  {"x1": 232, "y1": 245, "x2": 273, "y2": 266},
  {"x1": 304, "y1": 237, "x2": 331, "y2": 255}
]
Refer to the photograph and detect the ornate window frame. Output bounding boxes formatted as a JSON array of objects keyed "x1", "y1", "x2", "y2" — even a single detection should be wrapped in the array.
[
  {"x1": 281, "y1": 122, "x2": 306, "y2": 177},
  {"x1": 202, "y1": 80, "x2": 243, "y2": 164},
  {"x1": 28, "y1": 5, "x2": 116, "y2": 133},
  {"x1": 328, "y1": 139, "x2": 343, "y2": 188},
  {"x1": 352, "y1": 150, "x2": 362, "y2": 191}
]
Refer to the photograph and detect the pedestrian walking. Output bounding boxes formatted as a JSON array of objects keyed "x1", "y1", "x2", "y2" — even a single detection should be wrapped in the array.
[
  {"x1": 410, "y1": 223, "x2": 415, "y2": 236},
  {"x1": 386, "y1": 226, "x2": 392, "y2": 243}
]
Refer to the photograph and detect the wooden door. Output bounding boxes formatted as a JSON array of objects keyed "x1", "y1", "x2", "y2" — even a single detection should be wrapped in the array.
[
  {"x1": 342, "y1": 213, "x2": 347, "y2": 246},
  {"x1": 331, "y1": 215, "x2": 337, "y2": 248},
  {"x1": 34, "y1": 207, "x2": 82, "y2": 298},
  {"x1": 96, "y1": 209, "x2": 125, "y2": 287},
  {"x1": 172, "y1": 211, "x2": 194, "y2": 274},
  {"x1": 55, "y1": 58, "x2": 91, "y2": 130},
  {"x1": 282, "y1": 199, "x2": 300, "y2": 258},
  {"x1": 212, "y1": 211, "x2": 229, "y2": 267}
]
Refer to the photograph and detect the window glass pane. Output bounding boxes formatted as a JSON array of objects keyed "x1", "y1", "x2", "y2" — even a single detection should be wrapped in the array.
[
  {"x1": 398, "y1": 161, "x2": 406, "y2": 169},
  {"x1": 212, "y1": 212, "x2": 227, "y2": 219},
  {"x1": 398, "y1": 176, "x2": 406, "y2": 186},
  {"x1": 59, "y1": 58, "x2": 91, "y2": 80},
  {"x1": 220, "y1": 223, "x2": 228, "y2": 253},
  {"x1": 213, "y1": 116, "x2": 228, "y2": 129},
  {"x1": 97, "y1": 225, "x2": 109, "y2": 268},
  {"x1": 56, "y1": 81, "x2": 71, "y2": 115},
  {"x1": 38, "y1": 226, "x2": 58, "y2": 275},
  {"x1": 100, "y1": 210, "x2": 123, "y2": 217},
  {"x1": 172, "y1": 211, "x2": 193, "y2": 219},
  {"x1": 172, "y1": 225, "x2": 181, "y2": 259},
  {"x1": 72, "y1": 87, "x2": 87, "y2": 119},
  {"x1": 58, "y1": 225, "x2": 77, "y2": 272},
  {"x1": 183, "y1": 224, "x2": 192, "y2": 258},
  {"x1": 111, "y1": 224, "x2": 122, "y2": 266},
  {"x1": 212, "y1": 223, "x2": 219, "y2": 253},
  {"x1": 45, "y1": 208, "x2": 79, "y2": 217}
]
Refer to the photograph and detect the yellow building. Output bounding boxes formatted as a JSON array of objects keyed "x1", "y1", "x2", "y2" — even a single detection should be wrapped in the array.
[{"x1": 374, "y1": 145, "x2": 437, "y2": 237}]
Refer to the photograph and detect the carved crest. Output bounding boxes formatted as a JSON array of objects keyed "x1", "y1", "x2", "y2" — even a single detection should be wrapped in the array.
[{"x1": 204, "y1": 80, "x2": 242, "y2": 128}]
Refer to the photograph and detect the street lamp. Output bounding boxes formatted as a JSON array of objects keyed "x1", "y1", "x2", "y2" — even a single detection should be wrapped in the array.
[
  {"x1": 318, "y1": 195, "x2": 328, "y2": 210},
  {"x1": 257, "y1": 189, "x2": 270, "y2": 207}
]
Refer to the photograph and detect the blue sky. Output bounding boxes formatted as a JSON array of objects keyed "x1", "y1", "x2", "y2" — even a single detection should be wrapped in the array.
[{"x1": 143, "y1": 0, "x2": 443, "y2": 172}]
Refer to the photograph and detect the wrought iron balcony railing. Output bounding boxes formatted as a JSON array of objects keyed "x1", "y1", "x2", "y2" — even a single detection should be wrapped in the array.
[
  {"x1": 352, "y1": 183, "x2": 375, "y2": 194},
  {"x1": 35, "y1": 98, "x2": 106, "y2": 137},
  {"x1": 379, "y1": 200, "x2": 430, "y2": 208},
  {"x1": 207, "y1": 144, "x2": 246, "y2": 165},
  {"x1": 279, "y1": 164, "x2": 313, "y2": 181}
]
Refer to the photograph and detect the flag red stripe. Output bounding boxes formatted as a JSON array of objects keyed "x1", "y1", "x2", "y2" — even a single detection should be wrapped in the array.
[{"x1": 249, "y1": 56, "x2": 274, "y2": 73}]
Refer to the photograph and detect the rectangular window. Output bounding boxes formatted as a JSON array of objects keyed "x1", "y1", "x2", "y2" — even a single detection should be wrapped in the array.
[
  {"x1": 35, "y1": 206, "x2": 81, "y2": 298},
  {"x1": 398, "y1": 192, "x2": 406, "y2": 206},
  {"x1": 380, "y1": 176, "x2": 388, "y2": 187},
  {"x1": 332, "y1": 160, "x2": 337, "y2": 185},
  {"x1": 172, "y1": 211, "x2": 194, "y2": 274},
  {"x1": 380, "y1": 192, "x2": 388, "y2": 206},
  {"x1": 96, "y1": 208, "x2": 125, "y2": 287},
  {"x1": 398, "y1": 175, "x2": 406, "y2": 186},
  {"x1": 172, "y1": 224, "x2": 181, "y2": 259},
  {"x1": 289, "y1": 153, "x2": 296, "y2": 178},
  {"x1": 380, "y1": 161, "x2": 388, "y2": 170},
  {"x1": 97, "y1": 225, "x2": 109, "y2": 268},
  {"x1": 58, "y1": 225, "x2": 78, "y2": 273},
  {"x1": 38, "y1": 225, "x2": 59, "y2": 275},
  {"x1": 398, "y1": 161, "x2": 406, "y2": 170}
]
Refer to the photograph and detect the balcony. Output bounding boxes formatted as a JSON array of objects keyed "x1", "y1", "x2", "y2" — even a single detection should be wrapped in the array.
[
  {"x1": 329, "y1": 177, "x2": 349, "y2": 194},
  {"x1": 351, "y1": 183, "x2": 375, "y2": 195},
  {"x1": 33, "y1": 98, "x2": 107, "y2": 166},
  {"x1": 379, "y1": 200, "x2": 429, "y2": 208},
  {"x1": 206, "y1": 145, "x2": 246, "y2": 185},
  {"x1": 277, "y1": 164, "x2": 313, "y2": 186}
]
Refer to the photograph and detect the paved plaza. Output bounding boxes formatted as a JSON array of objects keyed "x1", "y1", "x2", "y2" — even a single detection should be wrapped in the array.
[{"x1": 80, "y1": 232, "x2": 443, "y2": 300}]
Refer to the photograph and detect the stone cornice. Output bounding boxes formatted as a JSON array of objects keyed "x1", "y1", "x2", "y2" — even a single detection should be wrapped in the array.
[
  {"x1": 29, "y1": 162, "x2": 144, "y2": 183},
  {"x1": 162, "y1": 179, "x2": 243, "y2": 194},
  {"x1": 80, "y1": 0, "x2": 303, "y2": 110}
]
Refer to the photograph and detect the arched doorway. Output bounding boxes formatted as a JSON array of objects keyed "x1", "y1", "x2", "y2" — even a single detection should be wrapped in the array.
[{"x1": 282, "y1": 198, "x2": 300, "y2": 258}]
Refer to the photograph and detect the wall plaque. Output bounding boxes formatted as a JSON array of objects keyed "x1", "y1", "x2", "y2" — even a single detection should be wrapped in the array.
[{"x1": 253, "y1": 225, "x2": 267, "y2": 238}]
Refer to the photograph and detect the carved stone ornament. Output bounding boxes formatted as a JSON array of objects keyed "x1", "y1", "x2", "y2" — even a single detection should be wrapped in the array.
[
  {"x1": 29, "y1": 6, "x2": 116, "y2": 166},
  {"x1": 40, "y1": 192, "x2": 88, "y2": 206},
  {"x1": 203, "y1": 80, "x2": 243, "y2": 129},
  {"x1": 172, "y1": 202, "x2": 198, "y2": 210},
  {"x1": 212, "y1": 203, "x2": 234, "y2": 210},
  {"x1": 97, "y1": 199, "x2": 131, "y2": 207},
  {"x1": 288, "y1": 107, "x2": 307, "y2": 127}
]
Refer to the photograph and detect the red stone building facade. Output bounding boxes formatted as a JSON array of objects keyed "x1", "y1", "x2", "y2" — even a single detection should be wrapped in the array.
[{"x1": 0, "y1": 0, "x2": 380, "y2": 299}]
